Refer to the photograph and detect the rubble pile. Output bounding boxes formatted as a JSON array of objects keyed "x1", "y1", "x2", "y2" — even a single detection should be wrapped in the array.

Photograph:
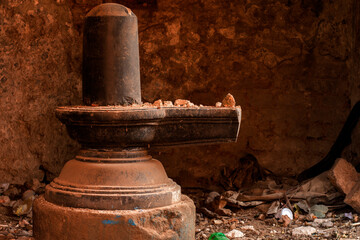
[{"x1": 125, "y1": 93, "x2": 237, "y2": 109}]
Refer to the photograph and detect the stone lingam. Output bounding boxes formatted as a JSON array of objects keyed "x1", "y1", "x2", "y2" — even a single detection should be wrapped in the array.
[{"x1": 33, "y1": 3, "x2": 241, "y2": 240}]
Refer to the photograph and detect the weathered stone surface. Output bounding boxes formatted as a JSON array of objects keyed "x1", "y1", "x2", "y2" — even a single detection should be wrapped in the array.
[
  {"x1": 0, "y1": 0, "x2": 360, "y2": 186},
  {"x1": 34, "y1": 195, "x2": 195, "y2": 240},
  {"x1": 328, "y1": 158, "x2": 360, "y2": 195}
]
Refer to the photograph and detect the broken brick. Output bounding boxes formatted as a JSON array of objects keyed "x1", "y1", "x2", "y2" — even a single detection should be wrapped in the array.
[
  {"x1": 345, "y1": 182, "x2": 360, "y2": 213},
  {"x1": 328, "y1": 158, "x2": 360, "y2": 195}
]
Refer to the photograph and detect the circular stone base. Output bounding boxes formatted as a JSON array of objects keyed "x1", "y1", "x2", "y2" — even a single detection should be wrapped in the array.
[{"x1": 33, "y1": 195, "x2": 195, "y2": 240}]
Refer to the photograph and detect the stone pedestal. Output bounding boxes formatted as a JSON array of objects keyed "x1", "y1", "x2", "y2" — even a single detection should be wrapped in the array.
[
  {"x1": 33, "y1": 195, "x2": 195, "y2": 240},
  {"x1": 32, "y1": 3, "x2": 240, "y2": 239}
]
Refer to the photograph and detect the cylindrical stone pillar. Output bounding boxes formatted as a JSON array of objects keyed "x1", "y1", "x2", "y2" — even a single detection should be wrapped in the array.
[{"x1": 82, "y1": 3, "x2": 141, "y2": 106}]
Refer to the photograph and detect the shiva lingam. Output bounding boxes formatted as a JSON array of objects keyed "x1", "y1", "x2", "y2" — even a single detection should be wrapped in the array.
[{"x1": 33, "y1": 3, "x2": 241, "y2": 240}]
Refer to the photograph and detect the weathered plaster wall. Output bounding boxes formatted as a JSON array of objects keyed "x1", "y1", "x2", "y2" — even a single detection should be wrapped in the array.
[
  {"x1": 0, "y1": 0, "x2": 358, "y2": 186},
  {"x1": 0, "y1": 0, "x2": 82, "y2": 183}
]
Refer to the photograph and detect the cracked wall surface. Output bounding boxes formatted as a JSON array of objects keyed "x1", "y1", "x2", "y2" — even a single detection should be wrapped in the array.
[{"x1": 0, "y1": 0, "x2": 359, "y2": 186}]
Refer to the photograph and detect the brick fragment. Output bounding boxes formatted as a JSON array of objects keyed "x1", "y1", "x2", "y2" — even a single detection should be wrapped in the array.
[
  {"x1": 328, "y1": 158, "x2": 360, "y2": 195},
  {"x1": 345, "y1": 182, "x2": 360, "y2": 213}
]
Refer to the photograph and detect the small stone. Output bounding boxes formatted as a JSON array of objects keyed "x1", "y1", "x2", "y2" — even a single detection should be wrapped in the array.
[
  {"x1": 292, "y1": 226, "x2": 317, "y2": 236},
  {"x1": 215, "y1": 208, "x2": 232, "y2": 216},
  {"x1": 142, "y1": 102, "x2": 152, "y2": 107},
  {"x1": 215, "y1": 102, "x2": 222, "y2": 107},
  {"x1": 22, "y1": 190, "x2": 35, "y2": 201},
  {"x1": 230, "y1": 223, "x2": 236, "y2": 230},
  {"x1": 163, "y1": 101, "x2": 173, "y2": 107},
  {"x1": 174, "y1": 99, "x2": 190, "y2": 106},
  {"x1": 258, "y1": 213, "x2": 266, "y2": 220},
  {"x1": 222, "y1": 93, "x2": 236, "y2": 107},
  {"x1": 225, "y1": 229, "x2": 245, "y2": 238},
  {"x1": 0, "y1": 183, "x2": 10, "y2": 194},
  {"x1": 312, "y1": 218, "x2": 334, "y2": 228},
  {"x1": 187, "y1": 102, "x2": 195, "y2": 107},
  {"x1": 213, "y1": 219, "x2": 223, "y2": 225},
  {"x1": 241, "y1": 225, "x2": 259, "y2": 235},
  {"x1": 3, "y1": 185, "x2": 21, "y2": 199},
  {"x1": 153, "y1": 99, "x2": 163, "y2": 107},
  {"x1": 0, "y1": 196, "x2": 10, "y2": 206}
]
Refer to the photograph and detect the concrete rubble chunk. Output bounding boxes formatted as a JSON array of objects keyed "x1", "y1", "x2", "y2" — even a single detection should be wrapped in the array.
[
  {"x1": 292, "y1": 226, "x2": 317, "y2": 236},
  {"x1": 328, "y1": 158, "x2": 360, "y2": 195}
]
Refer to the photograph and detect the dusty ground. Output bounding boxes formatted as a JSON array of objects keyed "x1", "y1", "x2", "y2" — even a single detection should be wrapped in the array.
[{"x1": 185, "y1": 189, "x2": 360, "y2": 240}]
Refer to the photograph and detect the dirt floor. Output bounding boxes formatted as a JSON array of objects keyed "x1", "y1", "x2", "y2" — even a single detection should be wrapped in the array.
[{"x1": 185, "y1": 189, "x2": 360, "y2": 240}]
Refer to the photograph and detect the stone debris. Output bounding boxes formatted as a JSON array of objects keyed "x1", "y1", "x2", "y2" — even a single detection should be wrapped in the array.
[
  {"x1": 187, "y1": 163, "x2": 360, "y2": 240},
  {"x1": 292, "y1": 226, "x2": 317, "y2": 236},
  {"x1": 225, "y1": 229, "x2": 244, "y2": 238},
  {"x1": 212, "y1": 219, "x2": 223, "y2": 225},
  {"x1": 345, "y1": 183, "x2": 360, "y2": 213},
  {"x1": 311, "y1": 218, "x2": 334, "y2": 228},
  {"x1": 174, "y1": 99, "x2": 190, "y2": 106},
  {"x1": 0, "y1": 180, "x2": 44, "y2": 239},
  {"x1": 328, "y1": 158, "x2": 360, "y2": 195},
  {"x1": 103, "y1": 94, "x2": 239, "y2": 109},
  {"x1": 326, "y1": 158, "x2": 360, "y2": 214},
  {"x1": 222, "y1": 93, "x2": 236, "y2": 107},
  {"x1": 153, "y1": 99, "x2": 163, "y2": 107},
  {"x1": 163, "y1": 100, "x2": 173, "y2": 107},
  {"x1": 174, "y1": 99, "x2": 195, "y2": 107}
]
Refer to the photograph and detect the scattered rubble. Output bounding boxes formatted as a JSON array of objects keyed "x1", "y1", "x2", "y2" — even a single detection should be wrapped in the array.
[
  {"x1": 0, "y1": 179, "x2": 43, "y2": 239},
  {"x1": 132, "y1": 93, "x2": 239, "y2": 109},
  {"x1": 186, "y1": 157, "x2": 360, "y2": 239}
]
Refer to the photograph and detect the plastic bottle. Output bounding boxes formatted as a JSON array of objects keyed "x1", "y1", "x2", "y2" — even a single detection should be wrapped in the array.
[{"x1": 208, "y1": 232, "x2": 230, "y2": 240}]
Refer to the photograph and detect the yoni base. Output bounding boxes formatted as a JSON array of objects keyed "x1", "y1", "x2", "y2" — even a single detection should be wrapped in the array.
[{"x1": 33, "y1": 195, "x2": 195, "y2": 240}]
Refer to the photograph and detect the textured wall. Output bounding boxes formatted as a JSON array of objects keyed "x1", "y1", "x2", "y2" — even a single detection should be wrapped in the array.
[
  {"x1": 0, "y1": 0, "x2": 82, "y2": 183},
  {"x1": 0, "y1": 0, "x2": 359, "y2": 186}
]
